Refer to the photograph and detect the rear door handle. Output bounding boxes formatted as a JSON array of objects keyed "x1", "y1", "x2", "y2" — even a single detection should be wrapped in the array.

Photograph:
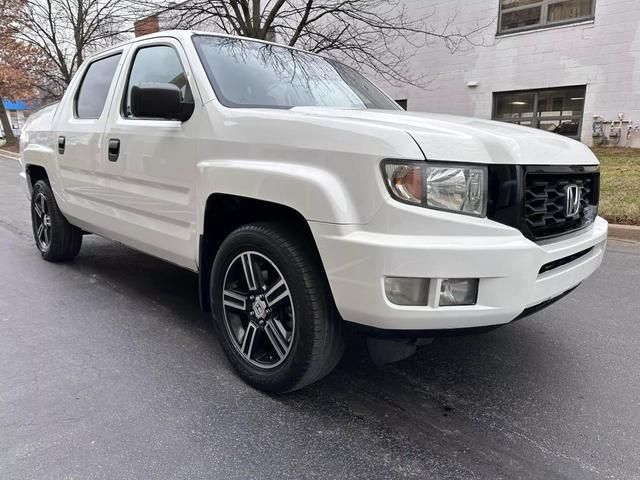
[
  {"x1": 108, "y1": 138, "x2": 120, "y2": 162},
  {"x1": 58, "y1": 136, "x2": 65, "y2": 155}
]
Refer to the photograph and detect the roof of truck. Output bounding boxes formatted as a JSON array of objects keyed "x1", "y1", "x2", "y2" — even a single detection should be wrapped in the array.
[{"x1": 95, "y1": 30, "x2": 309, "y2": 59}]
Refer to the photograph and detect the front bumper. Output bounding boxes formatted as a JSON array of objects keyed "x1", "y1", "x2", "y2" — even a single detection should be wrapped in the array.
[{"x1": 310, "y1": 200, "x2": 608, "y2": 331}]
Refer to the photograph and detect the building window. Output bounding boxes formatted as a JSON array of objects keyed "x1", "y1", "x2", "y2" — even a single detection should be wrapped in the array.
[
  {"x1": 493, "y1": 86, "x2": 586, "y2": 139},
  {"x1": 498, "y1": 0, "x2": 595, "y2": 34}
]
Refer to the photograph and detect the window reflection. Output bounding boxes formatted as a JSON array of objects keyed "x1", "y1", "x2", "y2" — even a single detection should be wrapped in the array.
[
  {"x1": 125, "y1": 46, "x2": 192, "y2": 118},
  {"x1": 192, "y1": 36, "x2": 399, "y2": 110},
  {"x1": 493, "y1": 86, "x2": 586, "y2": 139},
  {"x1": 499, "y1": 0, "x2": 595, "y2": 34}
]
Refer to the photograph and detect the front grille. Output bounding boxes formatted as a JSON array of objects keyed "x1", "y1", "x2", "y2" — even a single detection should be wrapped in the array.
[
  {"x1": 487, "y1": 165, "x2": 600, "y2": 242},
  {"x1": 524, "y1": 172, "x2": 598, "y2": 239}
]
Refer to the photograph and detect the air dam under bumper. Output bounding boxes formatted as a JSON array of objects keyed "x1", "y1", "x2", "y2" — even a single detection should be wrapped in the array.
[{"x1": 310, "y1": 203, "x2": 608, "y2": 331}]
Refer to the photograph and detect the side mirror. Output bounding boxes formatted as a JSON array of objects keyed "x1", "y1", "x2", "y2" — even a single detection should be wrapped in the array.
[{"x1": 130, "y1": 83, "x2": 194, "y2": 121}]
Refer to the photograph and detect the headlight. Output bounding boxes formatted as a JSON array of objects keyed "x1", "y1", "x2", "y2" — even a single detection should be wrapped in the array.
[{"x1": 382, "y1": 161, "x2": 487, "y2": 217}]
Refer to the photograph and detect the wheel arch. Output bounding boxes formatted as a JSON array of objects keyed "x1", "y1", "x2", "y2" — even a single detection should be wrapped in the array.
[
  {"x1": 25, "y1": 164, "x2": 50, "y2": 195},
  {"x1": 198, "y1": 193, "x2": 332, "y2": 313}
]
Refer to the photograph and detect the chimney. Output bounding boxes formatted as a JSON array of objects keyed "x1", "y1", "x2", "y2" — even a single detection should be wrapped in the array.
[{"x1": 134, "y1": 15, "x2": 160, "y2": 37}]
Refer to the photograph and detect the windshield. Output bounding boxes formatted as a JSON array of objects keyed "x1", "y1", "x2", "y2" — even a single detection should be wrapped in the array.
[{"x1": 192, "y1": 35, "x2": 400, "y2": 110}]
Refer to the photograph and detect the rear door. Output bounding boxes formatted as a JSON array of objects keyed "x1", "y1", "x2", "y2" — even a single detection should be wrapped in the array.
[
  {"x1": 100, "y1": 38, "x2": 203, "y2": 270},
  {"x1": 54, "y1": 51, "x2": 126, "y2": 227}
]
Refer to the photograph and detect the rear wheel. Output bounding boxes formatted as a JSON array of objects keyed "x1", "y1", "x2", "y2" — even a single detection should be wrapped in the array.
[
  {"x1": 31, "y1": 180, "x2": 82, "y2": 262},
  {"x1": 210, "y1": 222, "x2": 345, "y2": 393}
]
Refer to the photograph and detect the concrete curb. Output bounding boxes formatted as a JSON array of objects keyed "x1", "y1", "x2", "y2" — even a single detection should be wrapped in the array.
[
  {"x1": 608, "y1": 224, "x2": 640, "y2": 243},
  {"x1": 0, "y1": 150, "x2": 20, "y2": 160}
]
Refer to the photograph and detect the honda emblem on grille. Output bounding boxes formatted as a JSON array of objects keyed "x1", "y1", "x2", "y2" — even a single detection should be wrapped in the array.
[{"x1": 565, "y1": 184, "x2": 581, "y2": 217}]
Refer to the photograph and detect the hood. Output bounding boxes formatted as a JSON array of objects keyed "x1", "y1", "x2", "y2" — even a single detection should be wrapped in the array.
[{"x1": 290, "y1": 107, "x2": 598, "y2": 166}]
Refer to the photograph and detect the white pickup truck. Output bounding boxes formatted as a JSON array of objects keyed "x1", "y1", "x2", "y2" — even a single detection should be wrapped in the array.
[{"x1": 20, "y1": 31, "x2": 608, "y2": 393}]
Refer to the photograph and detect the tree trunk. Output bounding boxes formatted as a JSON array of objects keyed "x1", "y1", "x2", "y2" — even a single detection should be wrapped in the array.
[{"x1": 0, "y1": 100, "x2": 17, "y2": 147}]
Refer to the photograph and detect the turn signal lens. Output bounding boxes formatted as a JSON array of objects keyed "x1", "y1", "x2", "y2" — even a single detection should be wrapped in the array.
[{"x1": 383, "y1": 163, "x2": 423, "y2": 204}]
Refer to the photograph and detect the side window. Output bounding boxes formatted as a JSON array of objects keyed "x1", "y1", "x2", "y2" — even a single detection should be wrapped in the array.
[
  {"x1": 124, "y1": 45, "x2": 193, "y2": 118},
  {"x1": 76, "y1": 54, "x2": 122, "y2": 119}
]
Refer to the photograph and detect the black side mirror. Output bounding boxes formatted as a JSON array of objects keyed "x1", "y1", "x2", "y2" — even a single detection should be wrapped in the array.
[{"x1": 130, "y1": 83, "x2": 194, "y2": 121}]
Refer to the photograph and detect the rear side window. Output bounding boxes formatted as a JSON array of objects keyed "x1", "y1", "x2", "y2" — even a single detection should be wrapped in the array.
[
  {"x1": 124, "y1": 45, "x2": 192, "y2": 118},
  {"x1": 75, "y1": 54, "x2": 122, "y2": 119}
]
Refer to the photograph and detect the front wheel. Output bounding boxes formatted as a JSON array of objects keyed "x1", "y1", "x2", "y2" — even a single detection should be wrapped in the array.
[
  {"x1": 31, "y1": 180, "x2": 82, "y2": 262},
  {"x1": 210, "y1": 222, "x2": 345, "y2": 393}
]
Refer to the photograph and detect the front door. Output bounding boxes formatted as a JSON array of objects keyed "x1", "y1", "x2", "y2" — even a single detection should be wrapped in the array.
[{"x1": 101, "y1": 38, "x2": 202, "y2": 270}]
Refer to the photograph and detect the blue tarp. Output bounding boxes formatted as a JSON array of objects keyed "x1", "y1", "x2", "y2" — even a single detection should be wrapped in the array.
[{"x1": 2, "y1": 99, "x2": 29, "y2": 111}]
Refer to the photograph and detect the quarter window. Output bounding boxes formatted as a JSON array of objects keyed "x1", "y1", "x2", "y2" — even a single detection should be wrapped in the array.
[
  {"x1": 493, "y1": 86, "x2": 586, "y2": 139},
  {"x1": 124, "y1": 45, "x2": 192, "y2": 118},
  {"x1": 498, "y1": 0, "x2": 595, "y2": 34},
  {"x1": 75, "y1": 54, "x2": 122, "y2": 119}
]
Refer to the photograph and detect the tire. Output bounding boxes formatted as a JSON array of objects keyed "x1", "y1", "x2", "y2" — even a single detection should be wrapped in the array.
[
  {"x1": 31, "y1": 179, "x2": 82, "y2": 262},
  {"x1": 210, "y1": 222, "x2": 345, "y2": 394}
]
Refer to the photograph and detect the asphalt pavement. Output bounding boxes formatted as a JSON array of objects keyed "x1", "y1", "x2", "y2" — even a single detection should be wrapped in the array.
[{"x1": 1, "y1": 155, "x2": 639, "y2": 480}]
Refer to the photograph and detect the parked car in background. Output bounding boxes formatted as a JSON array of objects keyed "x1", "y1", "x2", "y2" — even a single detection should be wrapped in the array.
[{"x1": 19, "y1": 31, "x2": 608, "y2": 393}]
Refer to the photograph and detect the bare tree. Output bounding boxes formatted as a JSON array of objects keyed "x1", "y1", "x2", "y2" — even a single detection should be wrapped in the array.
[
  {"x1": 143, "y1": 0, "x2": 493, "y2": 87},
  {"x1": 10, "y1": 0, "x2": 139, "y2": 98}
]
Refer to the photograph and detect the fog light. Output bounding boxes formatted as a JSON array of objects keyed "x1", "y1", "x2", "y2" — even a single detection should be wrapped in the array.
[
  {"x1": 384, "y1": 277, "x2": 430, "y2": 306},
  {"x1": 439, "y1": 279, "x2": 478, "y2": 306}
]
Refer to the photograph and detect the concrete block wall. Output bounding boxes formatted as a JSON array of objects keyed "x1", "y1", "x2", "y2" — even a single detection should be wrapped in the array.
[{"x1": 379, "y1": 0, "x2": 640, "y2": 147}]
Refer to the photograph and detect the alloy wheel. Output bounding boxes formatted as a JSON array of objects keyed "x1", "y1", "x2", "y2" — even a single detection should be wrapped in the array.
[
  {"x1": 222, "y1": 251, "x2": 295, "y2": 369},
  {"x1": 33, "y1": 192, "x2": 52, "y2": 251}
]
